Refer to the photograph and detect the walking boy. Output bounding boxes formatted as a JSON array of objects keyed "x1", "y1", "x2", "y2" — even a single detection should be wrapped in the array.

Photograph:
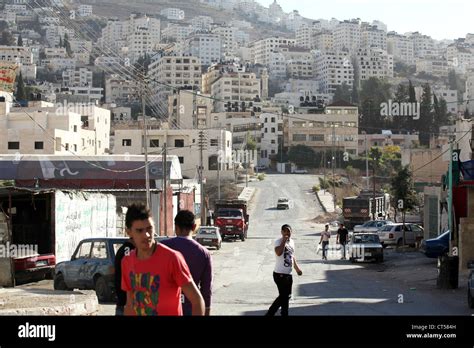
[
  {"x1": 319, "y1": 224, "x2": 331, "y2": 260},
  {"x1": 336, "y1": 223, "x2": 349, "y2": 260}
]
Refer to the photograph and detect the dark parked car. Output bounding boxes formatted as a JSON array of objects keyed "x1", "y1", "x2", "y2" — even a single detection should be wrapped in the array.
[
  {"x1": 54, "y1": 237, "x2": 168, "y2": 302},
  {"x1": 420, "y1": 230, "x2": 450, "y2": 258},
  {"x1": 349, "y1": 233, "x2": 384, "y2": 263}
]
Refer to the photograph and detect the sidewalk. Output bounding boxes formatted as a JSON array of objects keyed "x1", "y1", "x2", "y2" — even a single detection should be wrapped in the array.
[
  {"x1": 0, "y1": 287, "x2": 99, "y2": 315},
  {"x1": 316, "y1": 190, "x2": 336, "y2": 213}
]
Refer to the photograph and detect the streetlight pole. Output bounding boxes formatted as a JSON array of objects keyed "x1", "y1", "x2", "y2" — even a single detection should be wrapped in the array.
[{"x1": 142, "y1": 86, "x2": 150, "y2": 209}]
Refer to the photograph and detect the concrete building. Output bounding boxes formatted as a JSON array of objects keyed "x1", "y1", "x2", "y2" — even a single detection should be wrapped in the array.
[
  {"x1": 161, "y1": 24, "x2": 194, "y2": 43},
  {"x1": 333, "y1": 19, "x2": 361, "y2": 53},
  {"x1": 284, "y1": 100, "x2": 359, "y2": 155},
  {"x1": 167, "y1": 89, "x2": 213, "y2": 129},
  {"x1": 45, "y1": 58, "x2": 76, "y2": 73},
  {"x1": 296, "y1": 24, "x2": 313, "y2": 49},
  {"x1": 409, "y1": 32, "x2": 436, "y2": 58},
  {"x1": 311, "y1": 30, "x2": 334, "y2": 52},
  {"x1": 314, "y1": 50, "x2": 354, "y2": 94},
  {"x1": 213, "y1": 26, "x2": 239, "y2": 56},
  {"x1": 148, "y1": 54, "x2": 202, "y2": 91},
  {"x1": 432, "y1": 87, "x2": 458, "y2": 114},
  {"x1": 268, "y1": 51, "x2": 287, "y2": 78},
  {"x1": 447, "y1": 44, "x2": 474, "y2": 74},
  {"x1": 281, "y1": 46, "x2": 314, "y2": 79},
  {"x1": 250, "y1": 37, "x2": 296, "y2": 66},
  {"x1": 113, "y1": 128, "x2": 233, "y2": 177},
  {"x1": 185, "y1": 33, "x2": 222, "y2": 66},
  {"x1": 259, "y1": 112, "x2": 283, "y2": 166},
  {"x1": 62, "y1": 68, "x2": 93, "y2": 88},
  {"x1": 0, "y1": 97, "x2": 110, "y2": 156},
  {"x1": 0, "y1": 45, "x2": 36, "y2": 79},
  {"x1": 465, "y1": 73, "x2": 474, "y2": 114},
  {"x1": 361, "y1": 25, "x2": 387, "y2": 50},
  {"x1": 354, "y1": 48, "x2": 394, "y2": 88},
  {"x1": 160, "y1": 8, "x2": 185, "y2": 21},
  {"x1": 78, "y1": 4, "x2": 92, "y2": 17},
  {"x1": 59, "y1": 86, "x2": 103, "y2": 104},
  {"x1": 416, "y1": 58, "x2": 449, "y2": 78},
  {"x1": 191, "y1": 16, "x2": 214, "y2": 32},
  {"x1": 358, "y1": 132, "x2": 419, "y2": 153},
  {"x1": 105, "y1": 74, "x2": 138, "y2": 104},
  {"x1": 387, "y1": 32, "x2": 415, "y2": 65}
]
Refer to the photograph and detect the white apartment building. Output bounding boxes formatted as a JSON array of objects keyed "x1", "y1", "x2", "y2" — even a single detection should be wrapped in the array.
[
  {"x1": 250, "y1": 37, "x2": 296, "y2": 65},
  {"x1": 113, "y1": 128, "x2": 233, "y2": 177},
  {"x1": 416, "y1": 58, "x2": 449, "y2": 78},
  {"x1": 211, "y1": 71, "x2": 261, "y2": 112},
  {"x1": 94, "y1": 56, "x2": 122, "y2": 69},
  {"x1": 39, "y1": 16, "x2": 60, "y2": 25},
  {"x1": 201, "y1": 61, "x2": 246, "y2": 94},
  {"x1": 285, "y1": 10, "x2": 305, "y2": 31},
  {"x1": 372, "y1": 20, "x2": 387, "y2": 32},
  {"x1": 432, "y1": 87, "x2": 458, "y2": 114},
  {"x1": 285, "y1": 101, "x2": 359, "y2": 155},
  {"x1": 409, "y1": 32, "x2": 436, "y2": 58},
  {"x1": 147, "y1": 54, "x2": 202, "y2": 100},
  {"x1": 0, "y1": 98, "x2": 110, "y2": 156},
  {"x1": 465, "y1": 74, "x2": 474, "y2": 114},
  {"x1": 361, "y1": 25, "x2": 387, "y2": 50},
  {"x1": 447, "y1": 45, "x2": 474, "y2": 74},
  {"x1": 354, "y1": 48, "x2": 394, "y2": 88},
  {"x1": 105, "y1": 74, "x2": 138, "y2": 104},
  {"x1": 78, "y1": 5, "x2": 92, "y2": 17},
  {"x1": 272, "y1": 92, "x2": 333, "y2": 108},
  {"x1": 126, "y1": 27, "x2": 155, "y2": 63},
  {"x1": 99, "y1": 19, "x2": 128, "y2": 52},
  {"x1": 334, "y1": 19, "x2": 361, "y2": 53},
  {"x1": 160, "y1": 8, "x2": 185, "y2": 21},
  {"x1": 296, "y1": 24, "x2": 313, "y2": 49},
  {"x1": 314, "y1": 50, "x2": 354, "y2": 94},
  {"x1": 60, "y1": 86, "x2": 103, "y2": 104},
  {"x1": 0, "y1": 46, "x2": 36, "y2": 79},
  {"x1": 213, "y1": 26, "x2": 238, "y2": 55},
  {"x1": 268, "y1": 51, "x2": 287, "y2": 78},
  {"x1": 387, "y1": 32, "x2": 415, "y2": 65},
  {"x1": 161, "y1": 24, "x2": 194, "y2": 43},
  {"x1": 312, "y1": 30, "x2": 333, "y2": 52},
  {"x1": 281, "y1": 47, "x2": 314, "y2": 79},
  {"x1": 284, "y1": 79, "x2": 321, "y2": 93},
  {"x1": 259, "y1": 112, "x2": 283, "y2": 166},
  {"x1": 62, "y1": 68, "x2": 93, "y2": 87},
  {"x1": 191, "y1": 16, "x2": 214, "y2": 31},
  {"x1": 45, "y1": 25, "x2": 74, "y2": 48},
  {"x1": 185, "y1": 33, "x2": 222, "y2": 66},
  {"x1": 4, "y1": 4, "x2": 27, "y2": 14},
  {"x1": 45, "y1": 58, "x2": 76, "y2": 72}
]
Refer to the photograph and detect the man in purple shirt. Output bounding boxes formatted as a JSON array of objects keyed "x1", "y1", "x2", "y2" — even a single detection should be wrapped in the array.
[{"x1": 161, "y1": 210, "x2": 213, "y2": 316}]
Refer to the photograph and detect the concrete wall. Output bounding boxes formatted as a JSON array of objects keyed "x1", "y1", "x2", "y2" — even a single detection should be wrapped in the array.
[
  {"x1": 0, "y1": 212, "x2": 14, "y2": 287},
  {"x1": 459, "y1": 218, "x2": 474, "y2": 272}
]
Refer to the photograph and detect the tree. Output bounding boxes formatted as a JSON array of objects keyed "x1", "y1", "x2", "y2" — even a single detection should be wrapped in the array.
[
  {"x1": 59, "y1": 36, "x2": 63, "y2": 48},
  {"x1": 465, "y1": 109, "x2": 471, "y2": 119},
  {"x1": 334, "y1": 82, "x2": 351, "y2": 102},
  {"x1": 433, "y1": 94, "x2": 450, "y2": 133},
  {"x1": 17, "y1": 34, "x2": 23, "y2": 47},
  {"x1": 64, "y1": 34, "x2": 72, "y2": 57},
  {"x1": 418, "y1": 84, "x2": 434, "y2": 146},
  {"x1": 244, "y1": 132, "x2": 257, "y2": 151},
  {"x1": 351, "y1": 85, "x2": 359, "y2": 105},
  {"x1": 359, "y1": 77, "x2": 393, "y2": 133},
  {"x1": 16, "y1": 72, "x2": 26, "y2": 101},
  {"x1": 0, "y1": 30, "x2": 15, "y2": 46},
  {"x1": 288, "y1": 145, "x2": 317, "y2": 168},
  {"x1": 448, "y1": 69, "x2": 458, "y2": 90},
  {"x1": 390, "y1": 166, "x2": 418, "y2": 244}
]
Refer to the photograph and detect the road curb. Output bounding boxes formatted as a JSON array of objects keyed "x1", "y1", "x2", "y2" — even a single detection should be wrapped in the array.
[
  {"x1": 315, "y1": 191, "x2": 328, "y2": 213},
  {"x1": 238, "y1": 187, "x2": 255, "y2": 202},
  {"x1": 0, "y1": 289, "x2": 99, "y2": 316}
]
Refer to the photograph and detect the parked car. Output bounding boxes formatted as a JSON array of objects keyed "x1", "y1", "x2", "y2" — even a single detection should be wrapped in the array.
[
  {"x1": 353, "y1": 220, "x2": 393, "y2": 233},
  {"x1": 292, "y1": 169, "x2": 308, "y2": 174},
  {"x1": 468, "y1": 260, "x2": 474, "y2": 308},
  {"x1": 14, "y1": 253, "x2": 56, "y2": 284},
  {"x1": 277, "y1": 197, "x2": 290, "y2": 210},
  {"x1": 349, "y1": 233, "x2": 384, "y2": 263},
  {"x1": 378, "y1": 223, "x2": 424, "y2": 247},
  {"x1": 54, "y1": 237, "x2": 169, "y2": 302},
  {"x1": 194, "y1": 226, "x2": 222, "y2": 250},
  {"x1": 420, "y1": 230, "x2": 450, "y2": 258}
]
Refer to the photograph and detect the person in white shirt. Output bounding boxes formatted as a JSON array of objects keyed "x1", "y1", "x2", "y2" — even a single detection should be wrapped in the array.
[
  {"x1": 265, "y1": 224, "x2": 303, "y2": 316},
  {"x1": 319, "y1": 224, "x2": 331, "y2": 260}
]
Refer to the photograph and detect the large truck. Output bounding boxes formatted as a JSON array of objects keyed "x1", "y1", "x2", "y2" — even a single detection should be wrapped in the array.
[
  {"x1": 213, "y1": 200, "x2": 249, "y2": 241},
  {"x1": 343, "y1": 190, "x2": 390, "y2": 229}
]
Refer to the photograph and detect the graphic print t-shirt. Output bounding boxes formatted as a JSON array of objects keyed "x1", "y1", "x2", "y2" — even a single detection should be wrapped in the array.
[
  {"x1": 274, "y1": 238, "x2": 295, "y2": 275},
  {"x1": 121, "y1": 243, "x2": 193, "y2": 316}
]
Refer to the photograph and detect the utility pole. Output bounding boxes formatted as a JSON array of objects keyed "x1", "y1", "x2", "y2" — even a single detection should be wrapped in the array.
[
  {"x1": 365, "y1": 134, "x2": 369, "y2": 190},
  {"x1": 332, "y1": 124, "x2": 336, "y2": 211},
  {"x1": 448, "y1": 142, "x2": 453, "y2": 256},
  {"x1": 163, "y1": 142, "x2": 167, "y2": 236},
  {"x1": 373, "y1": 155, "x2": 377, "y2": 221},
  {"x1": 142, "y1": 86, "x2": 150, "y2": 209},
  {"x1": 198, "y1": 130, "x2": 206, "y2": 224},
  {"x1": 217, "y1": 129, "x2": 221, "y2": 200}
]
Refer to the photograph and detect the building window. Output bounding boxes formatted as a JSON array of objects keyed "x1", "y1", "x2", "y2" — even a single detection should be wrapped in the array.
[
  {"x1": 271, "y1": 128, "x2": 276, "y2": 133},
  {"x1": 74, "y1": 144, "x2": 77, "y2": 152},
  {"x1": 8, "y1": 142, "x2": 20, "y2": 150},
  {"x1": 310, "y1": 135, "x2": 325, "y2": 142},
  {"x1": 34, "y1": 141, "x2": 44, "y2": 150},
  {"x1": 293, "y1": 134, "x2": 307, "y2": 141},
  {"x1": 122, "y1": 139, "x2": 132, "y2": 147},
  {"x1": 150, "y1": 139, "x2": 160, "y2": 147},
  {"x1": 73, "y1": 125, "x2": 77, "y2": 132},
  {"x1": 210, "y1": 139, "x2": 218, "y2": 147},
  {"x1": 175, "y1": 139, "x2": 184, "y2": 148},
  {"x1": 178, "y1": 156, "x2": 184, "y2": 164},
  {"x1": 65, "y1": 143, "x2": 69, "y2": 151}
]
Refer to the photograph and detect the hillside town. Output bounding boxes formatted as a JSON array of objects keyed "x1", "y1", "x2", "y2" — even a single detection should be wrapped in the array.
[{"x1": 0, "y1": 0, "x2": 473, "y2": 320}]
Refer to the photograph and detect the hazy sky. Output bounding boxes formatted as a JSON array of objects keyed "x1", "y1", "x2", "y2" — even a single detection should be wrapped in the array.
[{"x1": 256, "y1": 0, "x2": 474, "y2": 40}]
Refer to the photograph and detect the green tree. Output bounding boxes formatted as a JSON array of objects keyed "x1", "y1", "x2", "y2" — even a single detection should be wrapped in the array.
[
  {"x1": 351, "y1": 85, "x2": 359, "y2": 105},
  {"x1": 465, "y1": 109, "x2": 471, "y2": 119},
  {"x1": 59, "y1": 36, "x2": 63, "y2": 48},
  {"x1": 17, "y1": 34, "x2": 23, "y2": 46},
  {"x1": 0, "y1": 30, "x2": 15, "y2": 45},
  {"x1": 288, "y1": 145, "x2": 316, "y2": 168},
  {"x1": 448, "y1": 69, "x2": 458, "y2": 90},
  {"x1": 418, "y1": 84, "x2": 434, "y2": 146},
  {"x1": 64, "y1": 34, "x2": 72, "y2": 57},
  {"x1": 244, "y1": 132, "x2": 257, "y2": 151},
  {"x1": 16, "y1": 72, "x2": 26, "y2": 101},
  {"x1": 390, "y1": 166, "x2": 418, "y2": 243},
  {"x1": 433, "y1": 94, "x2": 450, "y2": 133},
  {"x1": 334, "y1": 82, "x2": 351, "y2": 102},
  {"x1": 359, "y1": 77, "x2": 393, "y2": 133}
]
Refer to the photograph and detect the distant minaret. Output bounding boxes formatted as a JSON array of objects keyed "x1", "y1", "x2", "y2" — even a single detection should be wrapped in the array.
[{"x1": 261, "y1": 68, "x2": 269, "y2": 100}]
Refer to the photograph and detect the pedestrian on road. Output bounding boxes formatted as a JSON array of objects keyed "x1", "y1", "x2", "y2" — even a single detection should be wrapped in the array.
[
  {"x1": 266, "y1": 224, "x2": 303, "y2": 317},
  {"x1": 121, "y1": 204, "x2": 205, "y2": 316},
  {"x1": 336, "y1": 223, "x2": 349, "y2": 260},
  {"x1": 319, "y1": 224, "x2": 331, "y2": 260},
  {"x1": 114, "y1": 234, "x2": 135, "y2": 316},
  {"x1": 161, "y1": 210, "x2": 213, "y2": 316}
]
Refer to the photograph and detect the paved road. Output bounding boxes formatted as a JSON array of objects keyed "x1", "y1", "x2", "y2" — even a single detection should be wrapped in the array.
[{"x1": 209, "y1": 174, "x2": 473, "y2": 316}]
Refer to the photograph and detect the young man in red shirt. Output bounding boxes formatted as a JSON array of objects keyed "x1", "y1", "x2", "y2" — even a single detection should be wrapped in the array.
[{"x1": 121, "y1": 204, "x2": 205, "y2": 316}]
